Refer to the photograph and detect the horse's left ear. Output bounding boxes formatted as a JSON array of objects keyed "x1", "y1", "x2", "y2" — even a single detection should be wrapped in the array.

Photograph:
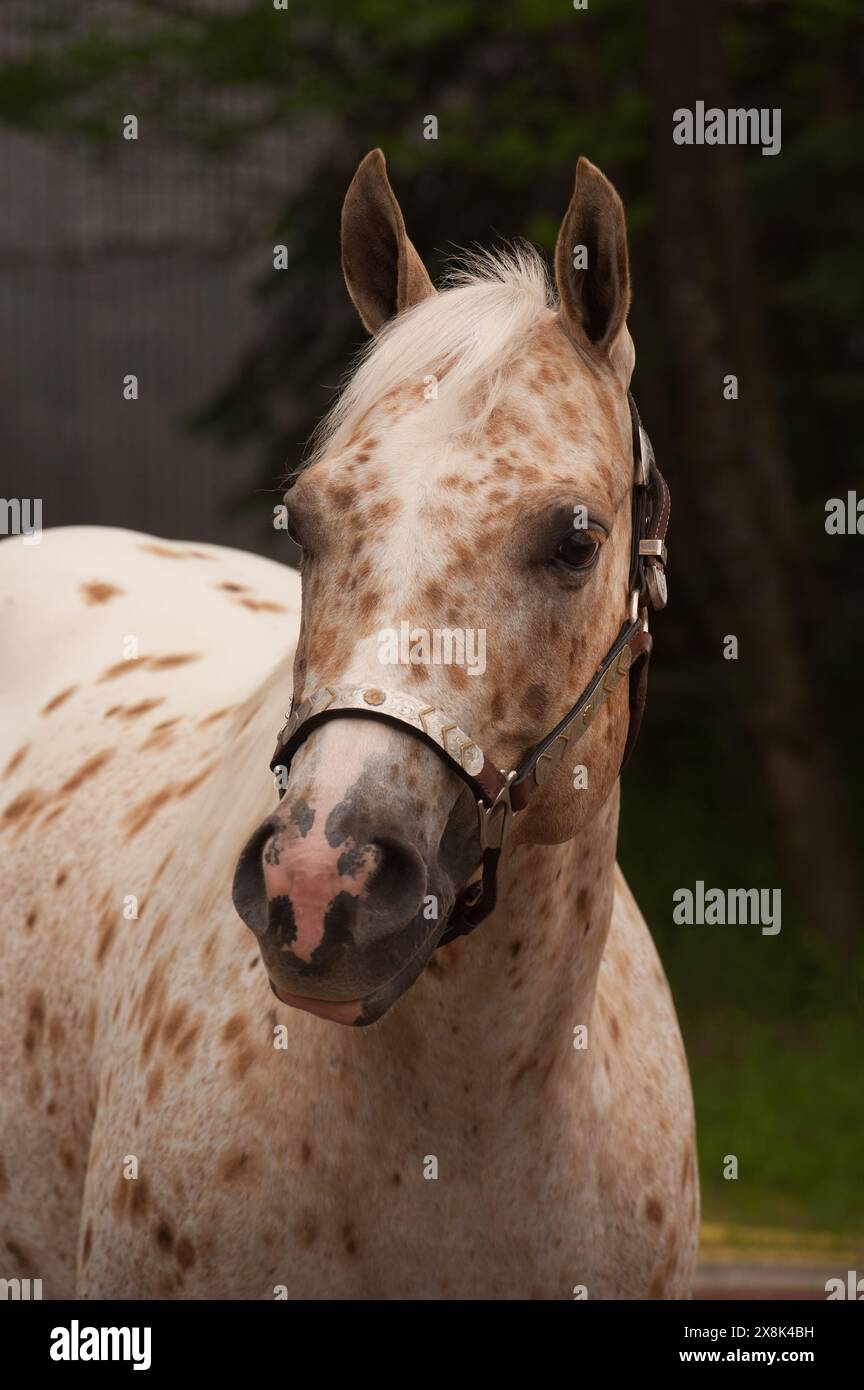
[
  {"x1": 341, "y1": 148, "x2": 436, "y2": 334},
  {"x1": 554, "y1": 157, "x2": 631, "y2": 360}
]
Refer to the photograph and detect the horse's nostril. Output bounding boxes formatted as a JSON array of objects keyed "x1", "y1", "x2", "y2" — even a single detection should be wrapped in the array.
[
  {"x1": 231, "y1": 819, "x2": 277, "y2": 938},
  {"x1": 358, "y1": 838, "x2": 427, "y2": 939}
]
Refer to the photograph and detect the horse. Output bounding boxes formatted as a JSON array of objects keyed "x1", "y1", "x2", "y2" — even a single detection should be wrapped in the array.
[{"x1": 0, "y1": 151, "x2": 698, "y2": 1299}]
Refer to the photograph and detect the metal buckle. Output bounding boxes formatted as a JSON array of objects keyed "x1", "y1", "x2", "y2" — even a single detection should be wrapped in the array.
[
  {"x1": 476, "y1": 770, "x2": 518, "y2": 852},
  {"x1": 638, "y1": 538, "x2": 668, "y2": 565},
  {"x1": 636, "y1": 424, "x2": 654, "y2": 488},
  {"x1": 628, "y1": 589, "x2": 650, "y2": 632}
]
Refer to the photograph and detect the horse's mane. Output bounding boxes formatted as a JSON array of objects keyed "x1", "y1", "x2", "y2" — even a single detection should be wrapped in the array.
[{"x1": 303, "y1": 243, "x2": 555, "y2": 472}]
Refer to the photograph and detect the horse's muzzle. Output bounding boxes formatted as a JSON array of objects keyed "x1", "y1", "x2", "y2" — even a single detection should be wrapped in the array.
[{"x1": 231, "y1": 808, "x2": 443, "y2": 1024}]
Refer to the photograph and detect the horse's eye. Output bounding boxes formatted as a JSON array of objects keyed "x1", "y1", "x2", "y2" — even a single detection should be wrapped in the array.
[{"x1": 555, "y1": 532, "x2": 600, "y2": 570}]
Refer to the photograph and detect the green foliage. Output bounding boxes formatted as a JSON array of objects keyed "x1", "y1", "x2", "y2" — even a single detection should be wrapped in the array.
[{"x1": 694, "y1": 1017, "x2": 863, "y2": 1235}]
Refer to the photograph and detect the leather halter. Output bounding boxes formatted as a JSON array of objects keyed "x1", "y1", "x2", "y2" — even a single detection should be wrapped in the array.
[{"x1": 269, "y1": 392, "x2": 670, "y2": 947}]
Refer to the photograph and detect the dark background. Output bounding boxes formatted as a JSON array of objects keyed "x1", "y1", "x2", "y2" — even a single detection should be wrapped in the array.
[{"x1": 1, "y1": 0, "x2": 861, "y2": 1243}]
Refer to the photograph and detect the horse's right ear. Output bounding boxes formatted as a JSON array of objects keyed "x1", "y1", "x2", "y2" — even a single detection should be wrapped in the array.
[
  {"x1": 341, "y1": 149, "x2": 436, "y2": 335},
  {"x1": 554, "y1": 157, "x2": 630, "y2": 359}
]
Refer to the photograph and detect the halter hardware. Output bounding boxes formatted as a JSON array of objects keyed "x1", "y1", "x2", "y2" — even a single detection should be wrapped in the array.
[
  {"x1": 268, "y1": 392, "x2": 670, "y2": 947},
  {"x1": 477, "y1": 770, "x2": 518, "y2": 852}
]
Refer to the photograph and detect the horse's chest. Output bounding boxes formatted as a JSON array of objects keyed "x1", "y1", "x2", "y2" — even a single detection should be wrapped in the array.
[{"x1": 81, "y1": 1060, "x2": 614, "y2": 1299}]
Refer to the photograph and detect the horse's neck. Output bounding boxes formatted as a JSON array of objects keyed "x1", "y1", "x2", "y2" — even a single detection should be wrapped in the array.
[
  {"x1": 334, "y1": 785, "x2": 621, "y2": 1129},
  {"x1": 209, "y1": 666, "x2": 620, "y2": 1119}
]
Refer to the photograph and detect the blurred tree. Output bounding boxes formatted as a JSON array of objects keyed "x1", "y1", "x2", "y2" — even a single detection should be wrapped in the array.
[{"x1": 648, "y1": 0, "x2": 860, "y2": 943}]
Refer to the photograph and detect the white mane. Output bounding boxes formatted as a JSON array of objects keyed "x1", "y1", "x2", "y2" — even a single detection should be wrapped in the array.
[{"x1": 306, "y1": 243, "x2": 556, "y2": 468}]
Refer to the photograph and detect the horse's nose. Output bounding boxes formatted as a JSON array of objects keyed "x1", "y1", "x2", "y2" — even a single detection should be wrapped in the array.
[{"x1": 260, "y1": 831, "x2": 427, "y2": 961}]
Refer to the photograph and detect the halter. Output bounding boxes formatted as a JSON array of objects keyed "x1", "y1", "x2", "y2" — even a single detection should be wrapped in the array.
[{"x1": 269, "y1": 392, "x2": 670, "y2": 947}]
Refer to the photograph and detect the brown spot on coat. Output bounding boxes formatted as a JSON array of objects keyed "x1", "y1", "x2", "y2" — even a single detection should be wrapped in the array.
[
  {"x1": 153, "y1": 850, "x2": 175, "y2": 881},
  {"x1": 175, "y1": 764, "x2": 216, "y2": 798},
  {"x1": 146, "y1": 1067, "x2": 164, "y2": 1104},
  {"x1": 117, "y1": 1174, "x2": 150, "y2": 1222},
  {"x1": 176, "y1": 1236, "x2": 196, "y2": 1270},
  {"x1": 645, "y1": 1196, "x2": 664, "y2": 1226},
  {"x1": 59, "y1": 749, "x2": 115, "y2": 796},
  {"x1": 342, "y1": 1222, "x2": 359, "y2": 1256},
  {"x1": 99, "y1": 653, "x2": 201, "y2": 682},
  {"x1": 509, "y1": 1057, "x2": 538, "y2": 1089},
  {"x1": 148, "y1": 652, "x2": 202, "y2": 670},
  {"x1": 124, "y1": 785, "x2": 175, "y2": 839},
  {"x1": 239, "y1": 598, "x2": 287, "y2": 613},
  {"x1": 140, "y1": 1017, "x2": 161, "y2": 1063},
  {"x1": 155, "y1": 1221, "x2": 174, "y2": 1252},
  {"x1": 23, "y1": 991, "x2": 45, "y2": 1056},
  {"x1": 521, "y1": 683, "x2": 549, "y2": 720},
  {"x1": 140, "y1": 543, "x2": 186, "y2": 559},
  {"x1": 220, "y1": 1149, "x2": 253, "y2": 1185},
  {"x1": 5, "y1": 1239, "x2": 34, "y2": 1275},
  {"x1": 41, "y1": 686, "x2": 77, "y2": 714},
  {"x1": 140, "y1": 719, "x2": 181, "y2": 751},
  {"x1": 95, "y1": 914, "x2": 117, "y2": 966},
  {"x1": 2, "y1": 789, "x2": 48, "y2": 828},
  {"x1": 174, "y1": 1020, "x2": 201, "y2": 1059},
  {"x1": 3, "y1": 744, "x2": 29, "y2": 778},
  {"x1": 139, "y1": 959, "x2": 167, "y2": 1023},
  {"x1": 197, "y1": 706, "x2": 236, "y2": 727},
  {"x1": 98, "y1": 659, "x2": 141, "y2": 682},
  {"x1": 80, "y1": 580, "x2": 125, "y2": 605},
  {"x1": 230, "y1": 1047, "x2": 256, "y2": 1083},
  {"x1": 105, "y1": 698, "x2": 164, "y2": 720},
  {"x1": 222, "y1": 1014, "x2": 246, "y2": 1044},
  {"x1": 161, "y1": 1002, "x2": 188, "y2": 1046},
  {"x1": 293, "y1": 1209, "x2": 318, "y2": 1248}
]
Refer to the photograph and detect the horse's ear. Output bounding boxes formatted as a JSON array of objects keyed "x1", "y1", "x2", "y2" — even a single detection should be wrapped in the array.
[
  {"x1": 341, "y1": 149, "x2": 436, "y2": 334},
  {"x1": 554, "y1": 157, "x2": 630, "y2": 359}
]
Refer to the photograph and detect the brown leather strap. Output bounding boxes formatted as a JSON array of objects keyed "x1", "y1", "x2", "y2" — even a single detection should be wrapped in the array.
[
  {"x1": 438, "y1": 619, "x2": 652, "y2": 944},
  {"x1": 509, "y1": 618, "x2": 644, "y2": 806},
  {"x1": 621, "y1": 628, "x2": 653, "y2": 769}
]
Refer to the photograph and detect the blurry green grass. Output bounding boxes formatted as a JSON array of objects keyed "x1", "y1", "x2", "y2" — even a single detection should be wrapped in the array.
[
  {"x1": 690, "y1": 1014, "x2": 863, "y2": 1236},
  {"x1": 619, "y1": 744, "x2": 863, "y2": 1240}
]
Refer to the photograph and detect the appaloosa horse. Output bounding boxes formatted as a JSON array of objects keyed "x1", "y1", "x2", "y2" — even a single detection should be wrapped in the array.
[{"x1": 0, "y1": 152, "x2": 698, "y2": 1299}]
